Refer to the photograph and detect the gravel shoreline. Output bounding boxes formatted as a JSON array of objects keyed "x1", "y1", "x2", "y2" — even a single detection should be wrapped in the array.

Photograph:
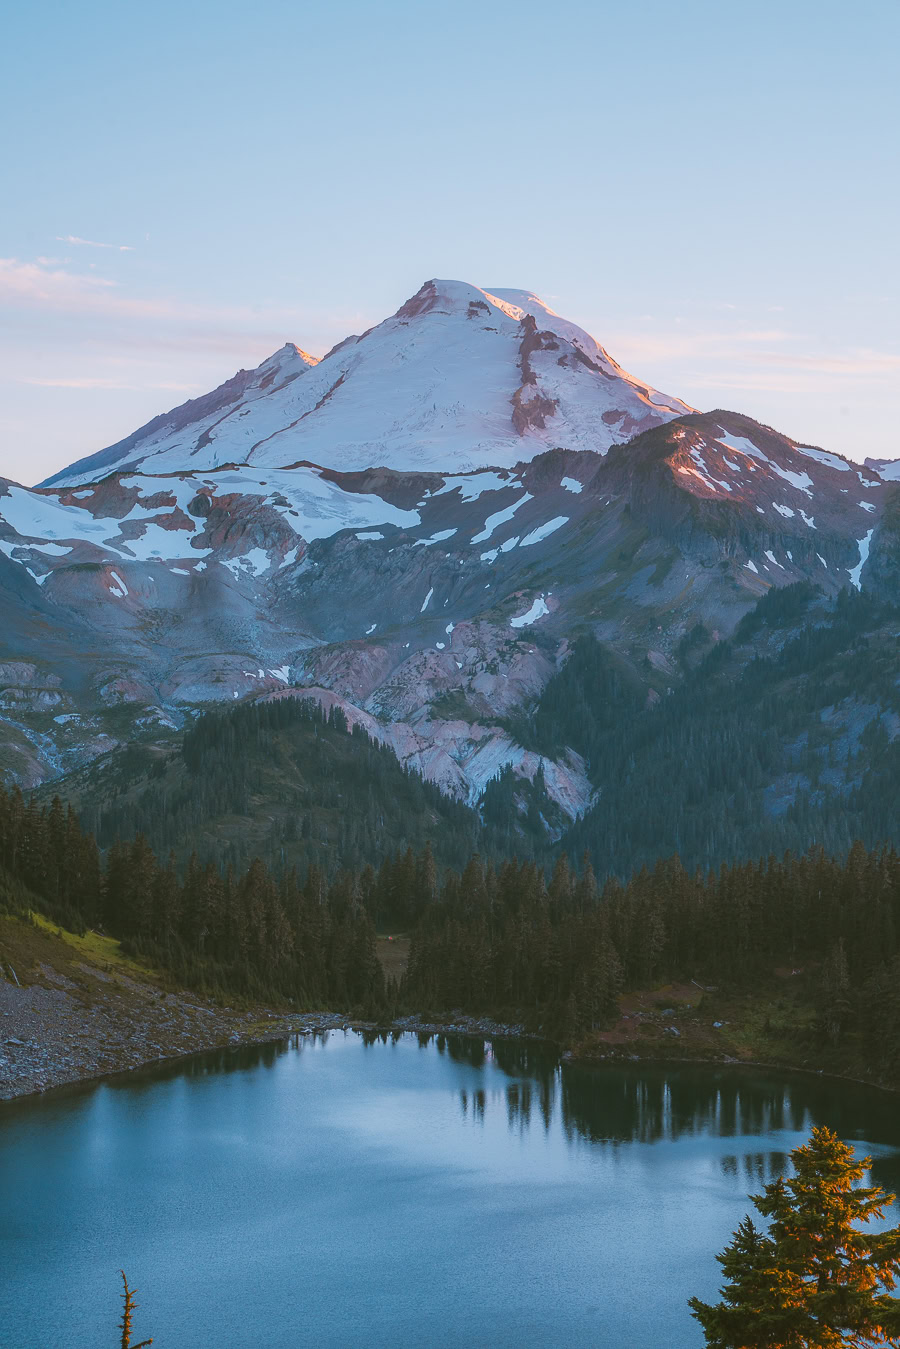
[{"x1": 0, "y1": 959, "x2": 530, "y2": 1103}]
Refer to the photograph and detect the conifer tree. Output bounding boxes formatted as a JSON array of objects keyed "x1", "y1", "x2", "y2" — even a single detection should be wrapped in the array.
[
  {"x1": 690, "y1": 1126, "x2": 900, "y2": 1347},
  {"x1": 118, "y1": 1271, "x2": 152, "y2": 1349},
  {"x1": 690, "y1": 1216, "x2": 809, "y2": 1348}
]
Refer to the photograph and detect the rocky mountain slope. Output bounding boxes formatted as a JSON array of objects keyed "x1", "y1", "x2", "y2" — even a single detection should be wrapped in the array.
[{"x1": 2, "y1": 279, "x2": 898, "y2": 850}]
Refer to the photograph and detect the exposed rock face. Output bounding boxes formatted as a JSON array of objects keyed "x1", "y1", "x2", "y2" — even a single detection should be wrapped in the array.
[{"x1": 2, "y1": 281, "x2": 893, "y2": 818}]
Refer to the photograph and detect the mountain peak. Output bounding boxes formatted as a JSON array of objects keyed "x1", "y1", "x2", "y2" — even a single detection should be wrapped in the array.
[{"x1": 44, "y1": 279, "x2": 692, "y2": 487}]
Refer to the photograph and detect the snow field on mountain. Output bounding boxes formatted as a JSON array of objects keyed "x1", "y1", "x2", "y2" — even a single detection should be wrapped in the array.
[
  {"x1": 510, "y1": 596, "x2": 550, "y2": 628},
  {"x1": 46, "y1": 280, "x2": 690, "y2": 486},
  {"x1": 849, "y1": 530, "x2": 874, "y2": 591},
  {"x1": 0, "y1": 465, "x2": 421, "y2": 584}
]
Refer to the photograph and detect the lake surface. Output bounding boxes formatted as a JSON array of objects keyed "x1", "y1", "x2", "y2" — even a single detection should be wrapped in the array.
[{"x1": 2, "y1": 1032, "x2": 899, "y2": 1348}]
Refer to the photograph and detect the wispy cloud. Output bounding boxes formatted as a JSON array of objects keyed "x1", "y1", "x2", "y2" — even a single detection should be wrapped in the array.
[
  {"x1": 56, "y1": 234, "x2": 135, "y2": 251},
  {"x1": 608, "y1": 323, "x2": 900, "y2": 391},
  {"x1": 0, "y1": 257, "x2": 116, "y2": 303},
  {"x1": 0, "y1": 257, "x2": 359, "y2": 349},
  {"x1": 17, "y1": 375, "x2": 201, "y2": 392}
]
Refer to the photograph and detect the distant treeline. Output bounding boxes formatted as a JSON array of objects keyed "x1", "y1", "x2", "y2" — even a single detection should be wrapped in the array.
[
  {"x1": 2, "y1": 785, "x2": 900, "y2": 1075},
  {"x1": 403, "y1": 846, "x2": 900, "y2": 1071}
]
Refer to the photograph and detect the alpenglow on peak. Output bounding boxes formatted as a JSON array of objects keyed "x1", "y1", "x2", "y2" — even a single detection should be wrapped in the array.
[{"x1": 43, "y1": 279, "x2": 692, "y2": 487}]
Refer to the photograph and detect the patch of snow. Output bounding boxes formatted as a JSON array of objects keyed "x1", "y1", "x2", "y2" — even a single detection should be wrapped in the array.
[
  {"x1": 560, "y1": 477, "x2": 583, "y2": 494},
  {"x1": 796, "y1": 445, "x2": 850, "y2": 472},
  {"x1": 170, "y1": 567, "x2": 190, "y2": 576},
  {"x1": 764, "y1": 550, "x2": 784, "y2": 570},
  {"x1": 858, "y1": 472, "x2": 881, "y2": 489},
  {"x1": 109, "y1": 570, "x2": 128, "y2": 595},
  {"x1": 715, "y1": 430, "x2": 813, "y2": 495},
  {"x1": 519, "y1": 516, "x2": 569, "y2": 547},
  {"x1": 366, "y1": 623, "x2": 377, "y2": 635},
  {"x1": 510, "y1": 595, "x2": 549, "y2": 628},
  {"x1": 211, "y1": 465, "x2": 421, "y2": 543},
  {"x1": 53, "y1": 713, "x2": 81, "y2": 724},
  {"x1": 27, "y1": 541, "x2": 72, "y2": 556},
  {"x1": 799, "y1": 510, "x2": 816, "y2": 530},
  {"x1": 435, "y1": 642, "x2": 445, "y2": 650},
  {"x1": 848, "y1": 529, "x2": 874, "y2": 591},
  {"x1": 268, "y1": 666, "x2": 291, "y2": 681},
  {"x1": 817, "y1": 554, "x2": 828, "y2": 568},
  {"x1": 480, "y1": 548, "x2": 499, "y2": 564},
  {"x1": 471, "y1": 492, "x2": 533, "y2": 544},
  {"x1": 221, "y1": 548, "x2": 271, "y2": 578},
  {"x1": 420, "y1": 587, "x2": 434, "y2": 613},
  {"x1": 744, "y1": 560, "x2": 759, "y2": 574},
  {"x1": 433, "y1": 471, "x2": 518, "y2": 502},
  {"x1": 771, "y1": 464, "x2": 814, "y2": 496},
  {"x1": 414, "y1": 528, "x2": 457, "y2": 547},
  {"x1": 355, "y1": 531, "x2": 384, "y2": 541},
  {"x1": 714, "y1": 431, "x2": 771, "y2": 463},
  {"x1": 689, "y1": 447, "x2": 733, "y2": 493},
  {"x1": 859, "y1": 501, "x2": 876, "y2": 513},
  {"x1": 772, "y1": 503, "x2": 795, "y2": 519},
  {"x1": 0, "y1": 485, "x2": 125, "y2": 550},
  {"x1": 115, "y1": 520, "x2": 213, "y2": 563},
  {"x1": 445, "y1": 623, "x2": 454, "y2": 635}
]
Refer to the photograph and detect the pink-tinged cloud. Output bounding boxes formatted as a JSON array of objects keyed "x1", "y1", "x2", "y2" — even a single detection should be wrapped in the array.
[
  {"x1": 16, "y1": 376, "x2": 202, "y2": 392},
  {"x1": 607, "y1": 325, "x2": 900, "y2": 390},
  {"x1": 56, "y1": 235, "x2": 135, "y2": 251},
  {"x1": 0, "y1": 258, "x2": 117, "y2": 303},
  {"x1": 0, "y1": 258, "x2": 366, "y2": 349}
]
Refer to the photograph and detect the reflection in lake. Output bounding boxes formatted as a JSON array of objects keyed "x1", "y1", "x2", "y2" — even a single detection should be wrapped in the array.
[{"x1": 2, "y1": 1029, "x2": 898, "y2": 1349}]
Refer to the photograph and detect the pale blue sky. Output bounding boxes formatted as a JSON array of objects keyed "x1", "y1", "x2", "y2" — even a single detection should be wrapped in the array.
[{"x1": 2, "y1": 0, "x2": 897, "y2": 481}]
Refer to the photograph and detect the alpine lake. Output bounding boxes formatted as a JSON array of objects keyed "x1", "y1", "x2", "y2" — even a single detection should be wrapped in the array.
[{"x1": 2, "y1": 1030, "x2": 898, "y2": 1348}]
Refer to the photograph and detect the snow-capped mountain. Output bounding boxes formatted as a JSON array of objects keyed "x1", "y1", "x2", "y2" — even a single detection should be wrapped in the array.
[
  {"x1": 42, "y1": 280, "x2": 691, "y2": 487},
  {"x1": 3, "y1": 279, "x2": 897, "y2": 827}
]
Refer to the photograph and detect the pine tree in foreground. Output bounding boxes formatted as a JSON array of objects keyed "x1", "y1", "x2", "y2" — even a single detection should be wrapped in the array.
[
  {"x1": 119, "y1": 1271, "x2": 152, "y2": 1349},
  {"x1": 689, "y1": 1126, "x2": 900, "y2": 1347}
]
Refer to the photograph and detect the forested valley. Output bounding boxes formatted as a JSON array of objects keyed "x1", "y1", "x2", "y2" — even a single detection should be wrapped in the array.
[
  {"x1": 5, "y1": 584, "x2": 900, "y2": 1087},
  {"x1": 4, "y1": 781, "x2": 900, "y2": 1086}
]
